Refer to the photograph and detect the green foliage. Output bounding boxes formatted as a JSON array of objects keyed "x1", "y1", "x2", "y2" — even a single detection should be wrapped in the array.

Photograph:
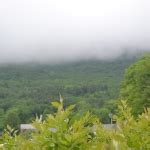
[
  {"x1": 0, "y1": 57, "x2": 137, "y2": 130},
  {"x1": 0, "y1": 109, "x2": 5, "y2": 130},
  {"x1": 120, "y1": 53, "x2": 150, "y2": 115},
  {"x1": 4, "y1": 109, "x2": 20, "y2": 129},
  {"x1": 112, "y1": 100, "x2": 150, "y2": 149},
  {"x1": 0, "y1": 100, "x2": 149, "y2": 150}
]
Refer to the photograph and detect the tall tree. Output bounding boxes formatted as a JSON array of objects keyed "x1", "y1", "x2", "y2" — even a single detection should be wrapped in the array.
[
  {"x1": 4, "y1": 108, "x2": 20, "y2": 129},
  {"x1": 120, "y1": 53, "x2": 150, "y2": 115}
]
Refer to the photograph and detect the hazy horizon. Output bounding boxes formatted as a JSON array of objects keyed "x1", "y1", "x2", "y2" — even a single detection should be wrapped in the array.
[{"x1": 0, "y1": 0, "x2": 150, "y2": 64}]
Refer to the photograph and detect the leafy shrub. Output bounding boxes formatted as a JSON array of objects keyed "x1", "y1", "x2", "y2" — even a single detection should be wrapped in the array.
[{"x1": 0, "y1": 98, "x2": 149, "y2": 150}]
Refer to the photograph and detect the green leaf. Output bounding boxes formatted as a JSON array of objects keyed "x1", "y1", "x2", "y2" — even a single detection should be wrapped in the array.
[{"x1": 51, "y1": 101, "x2": 61, "y2": 108}]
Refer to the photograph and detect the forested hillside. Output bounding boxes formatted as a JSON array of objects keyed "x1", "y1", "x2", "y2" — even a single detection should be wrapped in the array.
[
  {"x1": 0, "y1": 53, "x2": 149, "y2": 149},
  {"x1": 0, "y1": 55, "x2": 139, "y2": 130}
]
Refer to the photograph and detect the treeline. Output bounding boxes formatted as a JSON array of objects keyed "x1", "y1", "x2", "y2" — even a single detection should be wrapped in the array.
[{"x1": 0, "y1": 53, "x2": 147, "y2": 130}]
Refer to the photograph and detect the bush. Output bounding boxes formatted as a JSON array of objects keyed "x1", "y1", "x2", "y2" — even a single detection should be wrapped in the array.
[{"x1": 0, "y1": 98, "x2": 149, "y2": 150}]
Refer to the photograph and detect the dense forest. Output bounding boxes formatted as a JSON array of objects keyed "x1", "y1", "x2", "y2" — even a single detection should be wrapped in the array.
[
  {"x1": 0, "y1": 53, "x2": 149, "y2": 149},
  {"x1": 0, "y1": 54, "x2": 141, "y2": 130}
]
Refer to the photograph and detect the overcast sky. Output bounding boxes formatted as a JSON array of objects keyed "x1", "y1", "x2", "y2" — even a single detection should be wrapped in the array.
[{"x1": 0, "y1": 0, "x2": 150, "y2": 63}]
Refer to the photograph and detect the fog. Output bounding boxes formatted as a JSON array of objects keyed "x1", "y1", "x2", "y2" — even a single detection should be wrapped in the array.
[{"x1": 0, "y1": 0, "x2": 150, "y2": 63}]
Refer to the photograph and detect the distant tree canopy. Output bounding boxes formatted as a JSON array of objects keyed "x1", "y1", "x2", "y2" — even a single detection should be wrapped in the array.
[
  {"x1": 0, "y1": 56, "x2": 138, "y2": 130},
  {"x1": 120, "y1": 53, "x2": 150, "y2": 115}
]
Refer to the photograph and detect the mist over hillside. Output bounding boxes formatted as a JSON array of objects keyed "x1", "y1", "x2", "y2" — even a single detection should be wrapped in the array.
[
  {"x1": 0, "y1": 0, "x2": 149, "y2": 132},
  {"x1": 0, "y1": 50, "x2": 144, "y2": 65},
  {"x1": 0, "y1": 0, "x2": 150, "y2": 63}
]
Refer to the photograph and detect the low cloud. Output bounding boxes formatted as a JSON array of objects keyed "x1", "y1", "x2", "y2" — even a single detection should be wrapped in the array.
[{"x1": 0, "y1": 0, "x2": 150, "y2": 63}]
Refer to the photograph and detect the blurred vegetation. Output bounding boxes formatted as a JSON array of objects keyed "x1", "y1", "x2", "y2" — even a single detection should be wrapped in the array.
[
  {"x1": 0, "y1": 53, "x2": 148, "y2": 131},
  {"x1": 0, "y1": 99, "x2": 149, "y2": 150}
]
